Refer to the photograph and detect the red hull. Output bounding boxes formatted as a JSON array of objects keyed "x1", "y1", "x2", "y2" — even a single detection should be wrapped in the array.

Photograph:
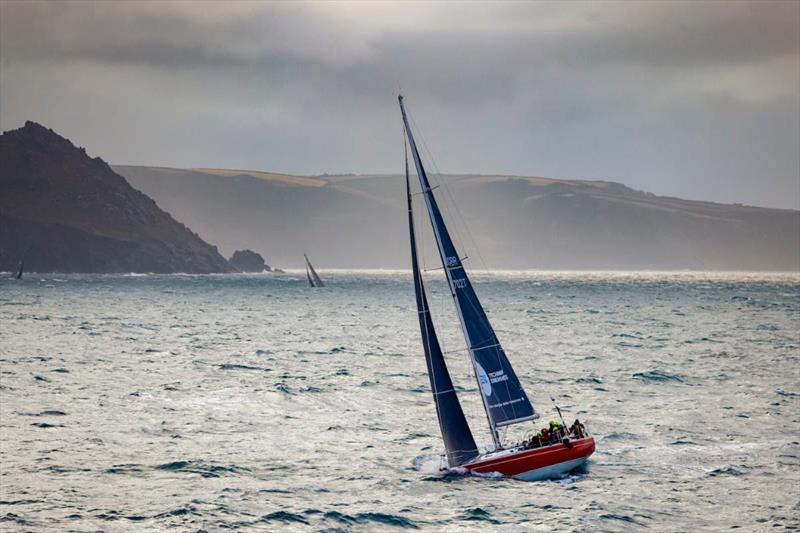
[{"x1": 465, "y1": 436, "x2": 595, "y2": 479}]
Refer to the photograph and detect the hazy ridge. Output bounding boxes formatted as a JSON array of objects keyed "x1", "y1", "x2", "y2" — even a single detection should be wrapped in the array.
[{"x1": 117, "y1": 165, "x2": 800, "y2": 271}]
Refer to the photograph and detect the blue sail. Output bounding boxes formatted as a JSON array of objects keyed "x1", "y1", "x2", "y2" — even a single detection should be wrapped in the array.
[
  {"x1": 406, "y1": 143, "x2": 478, "y2": 466},
  {"x1": 399, "y1": 96, "x2": 536, "y2": 440}
]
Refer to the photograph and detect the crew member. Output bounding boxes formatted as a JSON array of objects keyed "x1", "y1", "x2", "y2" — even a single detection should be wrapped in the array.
[{"x1": 570, "y1": 419, "x2": 586, "y2": 438}]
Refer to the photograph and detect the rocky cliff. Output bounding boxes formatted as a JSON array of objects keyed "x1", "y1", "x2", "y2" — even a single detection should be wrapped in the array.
[{"x1": 0, "y1": 122, "x2": 231, "y2": 273}]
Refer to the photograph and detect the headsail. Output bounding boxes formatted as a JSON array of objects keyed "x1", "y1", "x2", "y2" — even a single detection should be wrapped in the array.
[
  {"x1": 406, "y1": 137, "x2": 478, "y2": 466},
  {"x1": 305, "y1": 263, "x2": 313, "y2": 287},
  {"x1": 399, "y1": 95, "x2": 536, "y2": 446},
  {"x1": 304, "y1": 254, "x2": 324, "y2": 287}
]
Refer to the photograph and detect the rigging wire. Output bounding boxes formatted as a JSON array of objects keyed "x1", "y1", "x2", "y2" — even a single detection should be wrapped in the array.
[
  {"x1": 406, "y1": 108, "x2": 524, "y2": 428},
  {"x1": 406, "y1": 111, "x2": 471, "y2": 264},
  {"x1": 404, "y1": 103, "x2": 560, "y2": 442},
  {"x1": 406, "y1": 108, "x2": 492, "y2": 276},
  {"x1": 407, "y1": 131, "x2": 502, "y2": 456},
  {"x1": 405, "y1": 116, "x2": 496, "y2": 446},
  {"x1": 412, "y1": 109, "x2": 512, "y2": 446}
]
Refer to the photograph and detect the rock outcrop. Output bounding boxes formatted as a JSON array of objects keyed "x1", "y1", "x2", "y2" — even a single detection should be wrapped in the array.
[{"x1": 229, "y1": 249, "x2": 270, "y2": 272}]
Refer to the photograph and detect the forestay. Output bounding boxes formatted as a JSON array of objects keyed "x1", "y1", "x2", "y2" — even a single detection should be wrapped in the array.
[{"x1": 399, "y1": 96, "x2": 536, "y2": 442}]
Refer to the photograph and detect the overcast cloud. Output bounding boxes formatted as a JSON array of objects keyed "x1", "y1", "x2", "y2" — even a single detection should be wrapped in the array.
[{"x1": 1, "y1": 0, "x2": 798, "y2": 208}]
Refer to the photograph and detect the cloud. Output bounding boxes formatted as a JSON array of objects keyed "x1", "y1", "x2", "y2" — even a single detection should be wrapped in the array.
[{"x1": 1, "y1": 0, "x2": 798, "y2": 208}]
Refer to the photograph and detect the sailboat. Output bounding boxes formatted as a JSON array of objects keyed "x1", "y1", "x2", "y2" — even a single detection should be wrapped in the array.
[
  {"x1": 15, "y1": 259, "x2": 24, "y2": 280},
  {"x1": 304, "y1": 254, "x2": 325, "y2": 288},
  {"x1": 400, "y1": 95, "x2": 595, "y2": 480}
]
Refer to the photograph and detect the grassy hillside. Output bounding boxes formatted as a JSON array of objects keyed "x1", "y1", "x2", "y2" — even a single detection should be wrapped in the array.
[{"x1": 115, "y1": 165, "x2": 800, "y2": 271}]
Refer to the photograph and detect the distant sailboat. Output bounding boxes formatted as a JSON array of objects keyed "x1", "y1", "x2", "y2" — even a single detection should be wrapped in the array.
[
  {"x1": 304, "y1": 254, "x2": 324, "y2": 287},
  {"x1": 400, "y1": 95, "x2": 595, "y2": 479},
  {"x1": 15, "y1": 259, "x2": 24, "y2": 280}
]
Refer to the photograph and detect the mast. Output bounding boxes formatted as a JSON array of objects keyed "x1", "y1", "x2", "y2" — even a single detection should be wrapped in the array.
[
  {"x1": 399, "y1": 95, "x2": 536, "y2": 449},
  {"x1": 406, "y1": 132, "x2": 478, "y2": 466}
]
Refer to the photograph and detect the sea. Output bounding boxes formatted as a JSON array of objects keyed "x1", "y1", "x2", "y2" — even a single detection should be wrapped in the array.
[{"x1": 1, "y1": 271, "x2": 798, "y2": 532}]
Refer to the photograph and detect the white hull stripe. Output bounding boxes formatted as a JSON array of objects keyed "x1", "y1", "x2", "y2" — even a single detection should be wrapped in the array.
[{"x1": 513, "y1": 457, "x2": 589, "y2": 481}]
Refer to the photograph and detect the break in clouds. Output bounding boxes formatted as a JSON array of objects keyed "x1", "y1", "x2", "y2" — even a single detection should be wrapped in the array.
[{"x1": 1, "y1": 0, "x2": 798, "y2": 208}]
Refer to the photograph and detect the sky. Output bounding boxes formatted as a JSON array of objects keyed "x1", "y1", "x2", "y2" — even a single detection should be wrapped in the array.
[{"x1": 1, "y1": 0, "x2": 798, "y2": 209}]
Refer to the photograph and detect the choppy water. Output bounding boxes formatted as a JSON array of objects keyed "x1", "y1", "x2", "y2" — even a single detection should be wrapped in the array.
[{"x1": 1, "y1": 271, "x2": 799, "y2": 532}]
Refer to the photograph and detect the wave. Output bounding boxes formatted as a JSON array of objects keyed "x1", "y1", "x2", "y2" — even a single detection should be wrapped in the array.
[
  {"x1": 632, "y1": 370, "x2": 685, "y2": 383},
  {"x1": 708, "y1": 465, "x2": 749, "y2": 477},
  {"x1": 0, "y1": 500, "x2": 42, "y2": 506},
  {"x1": 153, "y1": 506, "x2": 200, "y2": 518},
  {"x1": 0, "y1": 513, "x2": 33, "y2": 526},
  {"x1": 154, "y1": 460, "x2": 250, "y2": 478},
  {"x1": 684, "y1": 337, "x2": 724, "y2": 344},
  {"x1": 601, "y1": 432, "x2": 639, "y2": 442},
  {"x1": 413, "y1": 460, "x2": 506, "y2": 482},
  {"x1": 218, "y1": 363, "x2": 268, "y2": 371},
  {"x1": 461, "y1": 507, "x2": 501, "y2": 524},
  {"x1": 322, "y1": 510, "x2": 419, "y2": 529},
  {"x1": 258, "y1": 511, "x2": 309, "y2": 525},
  {"x1": 105, "y1": 464, "x2": 145, "y2": 475},
  {"x1": 600, "y1": 513, "x2": 645, "y2": 525},
  {"x1": 612, "y1": 333, "x2": 644, "y2": 339}
]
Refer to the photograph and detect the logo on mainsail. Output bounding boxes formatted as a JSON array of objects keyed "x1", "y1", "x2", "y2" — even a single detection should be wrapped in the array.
[{"x1": 476, "y1": 363, "x2": 492, "y2": 397}]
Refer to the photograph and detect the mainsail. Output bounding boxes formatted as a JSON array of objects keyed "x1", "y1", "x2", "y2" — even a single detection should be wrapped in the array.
[
  {"x1": 399, "y1": 95, "x2": 536, "y2": 447},
  {"x1": 406, "y1": 137, "x2": 479, "y2": 466},
  {"x1": 304, "y1": 254, "x2": 324, "y2": 287}
]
